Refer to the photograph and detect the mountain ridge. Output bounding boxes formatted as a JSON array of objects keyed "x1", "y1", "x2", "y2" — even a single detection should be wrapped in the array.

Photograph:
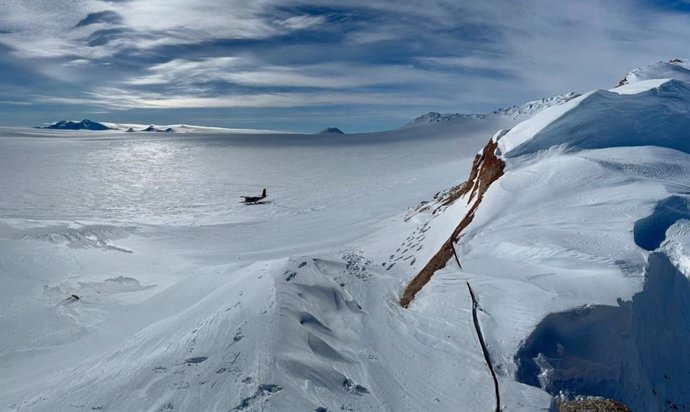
[{"x1": 406, "y1": 92, "x2": 580, "y2": 127}]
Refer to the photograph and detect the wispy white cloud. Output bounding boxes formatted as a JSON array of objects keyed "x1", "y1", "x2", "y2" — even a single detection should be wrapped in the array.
[
  {"x1": 275, "y1": 14, "x2": 327, "y2": 30},
  {"x1": 2, "y1": 0, "x2": 690, "y2": 129},
  {"x1": 123, "y1": 57, "x2": 460, "y2": 90},
  {"x1": 35, "y1": 88, "x2": 448, "y2": 110},
  {"x1": 0, "y1": 100, "x2": 31, "y2": 105}
]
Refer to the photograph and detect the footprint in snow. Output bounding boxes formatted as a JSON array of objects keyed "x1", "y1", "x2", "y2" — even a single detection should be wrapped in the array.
[
  {"x1": 231, "y1": 384, "x2": 283, "y2": 411},
  {"x1": 184, "y1": 357, "x2": 208, "y2": 364},
  {"x1": 343, "y1": 378, "x2": 369, "y2": 395}
]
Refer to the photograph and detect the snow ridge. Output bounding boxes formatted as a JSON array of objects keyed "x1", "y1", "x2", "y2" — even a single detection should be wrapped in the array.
[
  {"x1": 498, "y1": 78, "x2": 690, "y2": 158},
  {"x1": 406, "y1": 92, "x2": 580, "y2": 127},
  {"x1": 617, "y1": 58, "x2": 690, "y2": 86}
]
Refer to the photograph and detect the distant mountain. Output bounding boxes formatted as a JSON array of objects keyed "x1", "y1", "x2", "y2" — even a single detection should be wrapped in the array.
[
  {"x1": 406, "y1": 92, "x2": 580, "y2": 127},
  {"x1": 41, "y1": 119, "x2": 111, "y2": 130},
  {"x1": 37, "y1": 120, "x2": 292, "y2": 134},
  {"x1": 318, "y1": 127, "x2": 345, "y2": 134}
]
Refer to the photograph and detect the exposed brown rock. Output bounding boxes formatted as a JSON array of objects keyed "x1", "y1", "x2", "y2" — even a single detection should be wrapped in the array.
[
  {"x1": 400, "y1": 139, "x2": 504, "y2": 308},
  {"x1": 558, "y1": 397, "x2": 631, "y2": 412},
  {"x1": 670, "y1": 58, "x2": 683, "y2": 64},
  {"x1": 439, "y1": 182, "x2": 468, "y2": 207}
]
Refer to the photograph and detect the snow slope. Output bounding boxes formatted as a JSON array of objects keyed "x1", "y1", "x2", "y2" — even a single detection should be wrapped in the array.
[
  {"x1": 433, "y1": 68, "x2": 690, "y2": 410},
  {"x1": 3, "y1": 60, "x2": 690, "y2": 411},
  {"x1": 1, "y1": 109, "x2": 535, "y2": 411}
]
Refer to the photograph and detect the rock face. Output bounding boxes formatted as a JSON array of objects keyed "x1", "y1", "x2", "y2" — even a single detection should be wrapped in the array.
[
  {"x1": 318, "y1": 127, "x2": 345, "y2": 134},
  {"x1": 400, "y1": 134, "x2": 506, "y2": 308},
  {"x1": 558, "y1": 397, "x2": 631, "y2": 412},
  {"x1": 42, "y1": 119, "x2": 111, "y2": 130}
]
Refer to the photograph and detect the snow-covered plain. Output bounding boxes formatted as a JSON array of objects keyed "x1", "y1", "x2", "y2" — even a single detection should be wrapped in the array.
[{"x1": 2, "y1": 59, "x2": 690, "y2": 411}]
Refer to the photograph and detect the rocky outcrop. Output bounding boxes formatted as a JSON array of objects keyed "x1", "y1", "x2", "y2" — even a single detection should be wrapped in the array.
[
  {"x1": 557, "y1": 397, "x2": 631, "y2": 412},
  {"x1": 400, "y1": 137, "x2": 505, "y2": 308}
]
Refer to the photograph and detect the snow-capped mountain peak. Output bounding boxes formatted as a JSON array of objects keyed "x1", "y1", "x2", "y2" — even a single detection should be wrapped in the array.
[
  {"x1": 490, "y1": 91, "x2": 580, "y2": 118},
  {"x1": 406, "y1": 92, "x2": 581, "y2": 127},
  {"x1": 40, "y1": 119, "x2": 111, "y2": 130},
  {"x1": 617, "y1": 58, "x2": 690, "y2": 86}
]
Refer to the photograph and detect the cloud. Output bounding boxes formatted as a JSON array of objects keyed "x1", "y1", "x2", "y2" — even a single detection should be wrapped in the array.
[
  {"x1": 2, "y1": 0, "x2": 690, "y2": 130},
  {"x1": 275, "y1": 14, "x2": 327, "y2": 30},
  {"x1": 35, "y1": 88, "x2": 448, "y2": 110},
  {"x1": 122, "y1": 57, "x2": 462, "y2": 91},
  {"x1": 75, "y1": 10, "x2": 123, "y2": 27}
]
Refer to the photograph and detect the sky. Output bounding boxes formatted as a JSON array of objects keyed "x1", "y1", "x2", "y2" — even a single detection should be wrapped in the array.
[{"x1": 0, "y1": 0, "x2": 689, "y2": 133}]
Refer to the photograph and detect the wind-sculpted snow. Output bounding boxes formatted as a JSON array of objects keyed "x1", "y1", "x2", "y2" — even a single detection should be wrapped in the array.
[
  {"x1": 499, "y1": 79, "x2": 690, "y2": 158},
  {"x1": 22, "y1": 223, "x2": 137, "y2": 252},
  {"x1": 618, "y1": 58, "x2": 690, "y2": 86},
  {"x1": 634, "y1": 196, "x2": 690, "y2": 251},
  {"x1": 515, "y1": 252, "x2": 690, "y2": 411}
]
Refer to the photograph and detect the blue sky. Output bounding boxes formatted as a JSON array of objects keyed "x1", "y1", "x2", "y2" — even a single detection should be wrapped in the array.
[{"x1": 0, "y1": 0, "x2": 689, "y2": 132}]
